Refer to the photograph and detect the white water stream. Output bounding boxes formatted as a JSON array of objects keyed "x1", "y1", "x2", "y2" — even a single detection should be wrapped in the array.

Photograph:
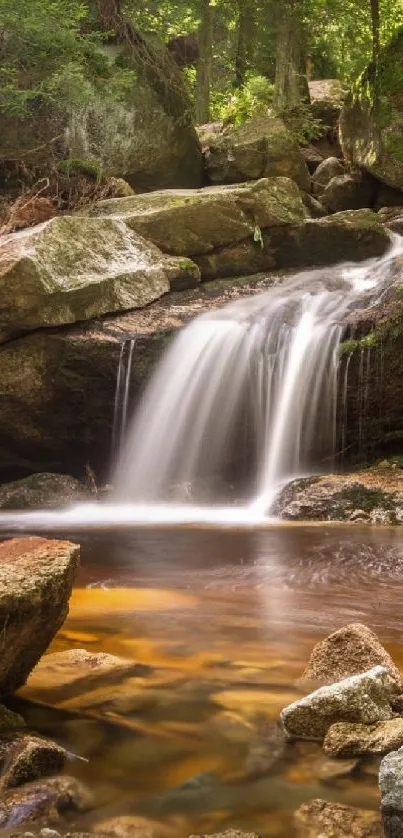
[{"x1": 0, "y1": 236, "x2": 402, "y2": 530}]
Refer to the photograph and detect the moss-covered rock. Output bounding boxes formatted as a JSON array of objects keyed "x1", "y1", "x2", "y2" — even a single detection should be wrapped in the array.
[
  {"x1": 0, "y1": 473, "x2": 87, "y2": 509},
  {"x1": 85, "y1": 177, "x2": 306, "y2": 257},
  {"x1": 203, "y1": 115, "x2": 310, "y2": 191},
  {"x1": 340, "y1": 29, "x2": 403, "y2": 190},
  {"x1": 0, "y1": 43, "x2": 203, "y2": 192},
  {"x1": 274, "y1": 469, "x2": 403, "y2": 524},
  {"x1": 0, "y1": 216, "x2": 171, "y2": 342}
]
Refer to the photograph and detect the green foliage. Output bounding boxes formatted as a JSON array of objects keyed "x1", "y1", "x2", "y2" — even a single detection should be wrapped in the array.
[
  {"x1": 212, "y1": 74, "x2": 274, "y2": 124},
  {"x1": 280, "y1": 102, "x2": 326, "y2": 143}
]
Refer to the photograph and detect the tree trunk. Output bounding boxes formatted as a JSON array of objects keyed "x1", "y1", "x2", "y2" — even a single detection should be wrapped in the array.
[
  {"x1": 274, "y1": 0, "x2": 310, "y2": 111},
  {"x1": 234, "y1": 0, "x2": 256, "y2": 88},
  {"x1": 196, "y1": 0, "x2": 213, "y2": 124},
  {"x1": 370, "y1": 0, "x2": 380, "y2": 64},
  {"x1": 95, "y1": 0, "x2": 121, "y2": 32}
]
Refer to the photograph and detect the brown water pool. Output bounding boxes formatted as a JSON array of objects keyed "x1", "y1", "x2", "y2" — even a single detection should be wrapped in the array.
[{"x1": 9, "y1": 523, "x2": 403, "y2": 836}]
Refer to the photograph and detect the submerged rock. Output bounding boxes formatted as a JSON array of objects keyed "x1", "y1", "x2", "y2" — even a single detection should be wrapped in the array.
[
  {"x1": 0, "y1": 217, "x2": 173, "y2": 343},
  {"x1": 280, "y1": 666, "x2": 397, "y2": 740},
  {"x1": 340, "y1": 31, "x2": 403, "y2": 190},
  {"x1": 84, "y1": 177, "x2": 306, "y2": 259},
  {"x1": 0, "y1": 537, "x2": 79, "y2": 696},
  {"x1": 93, "y1": 815, "x2": 175, "y2": 838},
  {"x1": 294, "y1": 799, "x2": 383, "y2": 837},
  {"x1": 301, "y1": 622, "x2": 402, "y2": 686},
  {"x1": 0, "y1": 775, "x2": 91, "y2": 828},
  {"x1": 0, "y1": 473, "x2": 87, "y2": 510},
  {"x1": 0, "y1": 734, "x2": 67, "y2": 790},
  {"x1": 274, "y1": 471, "x2": 403, "y2": 525},
  {"x1": 25, "y1": 649, "x2": 146, "y2": 704},
  {"x1": 324, "y1": 718, "x2": 403, "y2": 758},
  {"x1": 380, "y1": 746, "x2": 403, "y2": 837},
  {"x1": 202, "y1": 114, "x2": 310, "y2": 191}
]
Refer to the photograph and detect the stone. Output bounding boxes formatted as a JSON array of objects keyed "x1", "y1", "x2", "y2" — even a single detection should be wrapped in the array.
[
  {"x1": 0, "y1": 775, "x2": 91, "y2": 828},
  {"x1": 0, "y1": 706, "x2": 25, "y2": 731},
  {"x1": 0, "y1": 216, "x2": 171, "y2": 343},
  {"x1": 93, "y1": 815, "x2": 175, "y2": 838},
  {"x1": 316, "y1": 756, "x2": 359, "y2": 783},
  {"x1": 380, "y1": 746, "x2": 403, "y2": 837},
  {"x1": 324, "y1": 719, "x2": 403, "y2": 758},
  {"x1": 301, "y1": 622, "x2": 402, "y2": 686},
  {"x1": 84, "y1": 177, "x2": 306, "y2": 258},
  {"x1": 163, "y1": 257, "x2": 201, "y2": 291},
  {"x1": 0, "y1": 538, "x2": 79, "y2": 696},
  {"x1": 25, "y1": 649, "x2": 145, "y2": 704},
  {"x1": 267, "y1": 209, "x2": 390, "y2": 268},
  {"x1": 0, "y1": 473, "x2": 87, "y2": 510},
  {"x1": 189, "y1": 833, "x2": 261, "y2": 838},
  {"x1": 202, "y1": 115, "x2": 310, "y2": 191},
  {"x1": 0, "y1": 734, "x2": 67, "y2": 790},
  {"x1": 274, "y1": 472, "x2": 403, "y2": 527},
  {"x1": 312, "y1": 157, "x2": 345, "y2": 198},
  {"x1": 301, "y1": 191, "x2": 327, "y2": 218},
  {"x1": 0, "y1": 42, "x2": 203, "y2": 192},
  {"x1": 340, "y1": 32, "x2": 403, "y2": 191},
  {"x1": 300, "y1": 144, "x2": 325, "y2": 174},
  {"x1": 322, "y1": 172, "x2": 374, "y2": 213},
  {"x1": 294, "y1": 799, "x2": 383, "y2": 838},
  {"x1": 280, "y1": 666, "x2": 398, "y2": 740}
]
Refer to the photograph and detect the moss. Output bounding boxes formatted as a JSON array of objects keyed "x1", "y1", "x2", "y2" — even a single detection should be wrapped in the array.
[
  {"x1": 58, "y1": 157, "x2": 105, "y2": 181},
  {"x1": 336, "y1": 485, "x2": 396, "y2": 512},
  {"x1": 339, "y1": 332, "x2": 378, "y2": 356}
]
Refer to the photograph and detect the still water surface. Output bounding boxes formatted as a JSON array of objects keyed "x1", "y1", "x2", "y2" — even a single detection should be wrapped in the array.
[{"x1": 10, "y1": 524, "x2": 403, "y2": 836}]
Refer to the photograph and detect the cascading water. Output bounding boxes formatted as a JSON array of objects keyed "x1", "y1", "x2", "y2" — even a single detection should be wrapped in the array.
[
  {"x1": 111, "y1": 338, "x2": 136, "y2": 461},
  {"x1": 114, "y1": 236, "x2": 403, "y2": 513}
]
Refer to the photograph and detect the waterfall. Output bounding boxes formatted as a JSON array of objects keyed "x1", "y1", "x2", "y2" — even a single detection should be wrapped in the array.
[
  {"x1": 111, "y1": 338, "x2": 135, "y2": 461},
  {"x1": 114, "y1": 238, "x2": 403, "y2": 512}
]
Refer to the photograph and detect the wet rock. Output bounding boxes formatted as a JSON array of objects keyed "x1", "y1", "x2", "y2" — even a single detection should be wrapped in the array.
[
  {"x1": 93, "y1": 815, "x2": 175, "y2": 838},
  {"x1": 301, "y1": 622, "x2": 402, "y2": 686},
  {"x1": 280, "y1": 666, "x2": 397, "y2": 740},
  {"x1": 25, "y1": 649, "x2": 146, "y2": 704},
  {"x1": 244, "y1": 721, "x2": 286, "y2": 779},
  {"x1": 203, "y1": 114, "x2": 310, "y2": 190},
  {"x1": 294, "y1": 799, "x2": 383, "y2": 837},
  {"x1": 0, "y1": 707, "x2": 25, "y2": 731},
  {"x1": 85, "y1": 177, "x2": 306, "y2": 259},
  {"x1": 0, "y1": 734, "x2": 67, "y2": 790},
  {"x1": 0, "y1": 217, "x2": 171, "y2": 343},
  {"x1": 380, "y1": 746, "x2": 403, "y2": 837},
  {"x1": 316, "y1": 756, "x2": 359, "y2": 783},
  {"x1": 0, "y1": 538, "x2": 79, "y2": 697},
  {"x1": 0, "y1": 473, "x2": 87, "y2": 510},
  {"x1": 0, "y1": 776, "x2": 91, "y2": 828},
  {"x1": 322, "y1": 172, "x2": 374, "y2": 213},
  {"x1": 324, "y1": 718, "x2": 403, "y2": 758},
  {"x1": 275, "y1": 473, "x2": 403, "y2": 527},
  {"x1": 312, "y1": 157, "x2": 345, "y2": 198}
]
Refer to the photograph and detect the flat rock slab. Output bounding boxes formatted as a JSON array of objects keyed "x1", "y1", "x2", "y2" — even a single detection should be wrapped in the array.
[
  {"x1": 86, "y1": 178, "x2": 305, "y2": 257},
  {"x1": 0, "y1": 537, "x2": 79, "y2": 696},
  {"x1": 25, "y1": 649, "x2": 149, "y2": 704},
  {"x1": 281, "y1": 666, "x2": 397, "y2": 740},
  {"x1": 294, "y1": 799, "x2": 383, "y2": 838},
  {"x1": 301, "y1": 622, "x2": 402, "y2": 686},
  {"x1": 0, "y1": 216, "x2": 170, "y2": 343},
  {"x1": 324, "y1": 718, "x2": 403, "y2": 757}
]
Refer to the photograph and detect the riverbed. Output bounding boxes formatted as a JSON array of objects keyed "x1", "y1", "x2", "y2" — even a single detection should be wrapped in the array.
[{"x1": 8, "y1": 523, "x2": 403, "y2": 836}]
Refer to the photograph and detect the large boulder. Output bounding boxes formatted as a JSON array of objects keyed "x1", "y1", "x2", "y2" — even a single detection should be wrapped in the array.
[
  {"x1": 312, "y1": 157, "x2": 345, "y2": 198},
  {"x1": 322, "y1": 172, "x2": 374, "y2": 213},
  {"x1": 202, "y1": 116, "x2": 310, "y2": 191},
  {"x1": 0, "y1": 43, "x2": 203, "y2": 192},
  {"x1": 340, "y1": 31, "x2": 403, "y2": 190},
  {"x1": 0, "y1": 537, "x2": 79, "y2": 696},
  {"x1": 0, "y1": 216, "x2": 171, "y2": 343},
  {"x1": 85, "y1": 177, "x2": 306, "y2": 258}
]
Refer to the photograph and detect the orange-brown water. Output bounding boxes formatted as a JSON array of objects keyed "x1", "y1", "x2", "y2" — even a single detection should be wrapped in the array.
[{"x1": 11, "y1": 524, "x2": 403, "y2": 836}]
